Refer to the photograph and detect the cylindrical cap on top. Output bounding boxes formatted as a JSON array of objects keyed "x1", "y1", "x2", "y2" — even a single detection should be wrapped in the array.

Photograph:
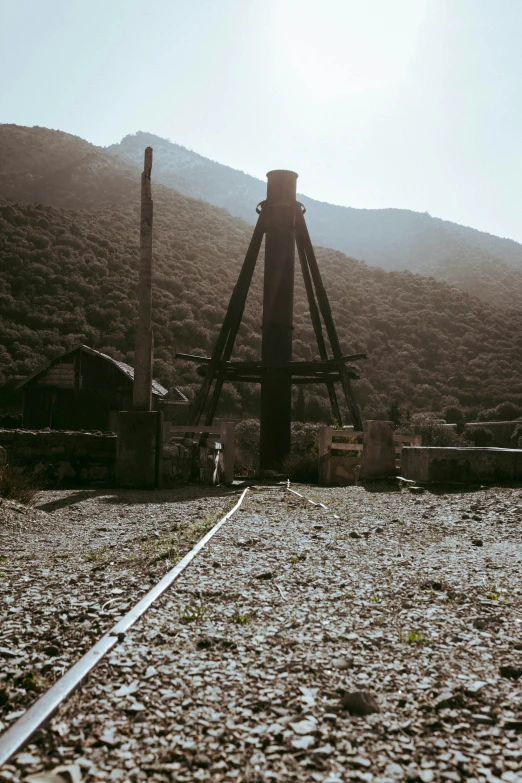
[{"x1": 266, "y1": 170, "x2": 298, "y2": 203}]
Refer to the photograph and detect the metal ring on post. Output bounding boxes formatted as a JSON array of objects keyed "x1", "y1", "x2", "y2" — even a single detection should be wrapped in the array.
[
  {"x1": 296, "y1": 201, "x2": 306, "y2": 215},
  {"x1": 256, "y1": 200, "x2": 266, "y2": 214}
]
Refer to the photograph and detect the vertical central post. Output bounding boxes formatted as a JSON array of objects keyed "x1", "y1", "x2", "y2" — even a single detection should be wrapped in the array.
[{"x1": 260, "y1": 169, "x2": 298, "y2": 471}]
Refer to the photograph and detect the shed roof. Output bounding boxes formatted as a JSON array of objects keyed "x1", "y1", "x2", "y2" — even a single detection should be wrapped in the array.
[{"x1": 17, "y1": 345, "x2": 187, "y2": 401}]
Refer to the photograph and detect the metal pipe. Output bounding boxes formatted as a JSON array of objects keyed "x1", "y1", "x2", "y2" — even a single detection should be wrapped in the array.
[
  {"x1": 260, "y1": 170, "x2": 298, "y2": 470},
  {"x1": 133, "y1": 147, "x2": 154, "y2": 411}
]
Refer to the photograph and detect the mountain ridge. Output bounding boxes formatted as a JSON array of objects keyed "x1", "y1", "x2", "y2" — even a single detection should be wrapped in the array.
[{"x1": 106, "y1": 131, "x2": 522, "y2": 311}]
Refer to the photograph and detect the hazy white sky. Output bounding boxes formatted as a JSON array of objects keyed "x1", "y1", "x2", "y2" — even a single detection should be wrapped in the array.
[{"x1": 2, "y1": 0, "x2": 522, "y2": 243}]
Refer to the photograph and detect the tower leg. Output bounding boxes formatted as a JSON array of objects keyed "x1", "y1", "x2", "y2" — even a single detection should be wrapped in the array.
[
  {"x1": 190, "y1": 213, "x2": 265, "y2": 425},
  {"x1": 296, "y1": 228, "x2": 342, "y2": 426},
  {"x1": 296, "y1": 209, "x2": 363, "y2": 431},
  {"x1": 203, "y1": 214, "x2": 265, "y2": 425}
]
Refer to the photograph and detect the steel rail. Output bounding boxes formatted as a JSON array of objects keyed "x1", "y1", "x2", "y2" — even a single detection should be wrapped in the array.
[
  {"x1": 286, "y1": 484, "x2": 340, "y2": 516},
  {"x1": 0, "y1": 488, "x2": 250, "y2": 767}
]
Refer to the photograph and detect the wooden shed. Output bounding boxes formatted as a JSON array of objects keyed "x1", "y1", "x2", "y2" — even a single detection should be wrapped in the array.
[{"x1": 18, "y1": 345, "x2": 189, "y2": 432}]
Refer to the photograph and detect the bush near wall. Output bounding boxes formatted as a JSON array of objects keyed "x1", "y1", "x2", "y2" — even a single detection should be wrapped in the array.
[{"x1": 235, "y1": 420, "x2": 320, "y2": 481}]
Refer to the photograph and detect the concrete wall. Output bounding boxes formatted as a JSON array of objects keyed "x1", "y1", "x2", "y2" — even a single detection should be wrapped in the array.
[
  {"x1": 116, "y1": 411, "x2": 163, "y2": 489},
  {"x1": 361, "y1": 420, "x2": 396, "y2": 479},
  {"x1": 402, "y1": 446, "x2": 522, "y2": 484},
  {"x1": 318, "y1": 453, "x2": 361, "y2": 486}
]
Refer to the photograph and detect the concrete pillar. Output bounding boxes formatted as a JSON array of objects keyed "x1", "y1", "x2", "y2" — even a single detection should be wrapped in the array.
[
  {"x1": 361, "y1": 420, "x2": 396, "y2": 479},
  {"x1": 260, "y1": 170, "x2": 298, "y2": 471},
  {"x1": 401, "y1": 445, "x2": 522, "y2": 483},
  {"x1": 116, "y1": 411, "x2": 163, "y2": 488}
]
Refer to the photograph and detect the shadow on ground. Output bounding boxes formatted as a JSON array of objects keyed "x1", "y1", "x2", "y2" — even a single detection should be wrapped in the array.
[{"x1": 36, "y1": 485, "x2": 239, "y2": 512}]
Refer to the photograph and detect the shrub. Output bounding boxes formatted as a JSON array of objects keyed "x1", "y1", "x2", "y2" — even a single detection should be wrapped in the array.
[
  {"x1": 494, "y1": 402, "x2": 522, "y2": 421},
  {"x1": 290, "y1": 422, "x2": 320, "y2": 457},
  {"x1": 465, "y1": 427, "x2": 493, "y2": 447},
  {"x1": 444, "y1": 405, "x2": 464, "y2": 425},
  {"x1": 398, "y1": 413, "x2": 466, "y2": 447},
  {"x1": 477, "y1": 402, "x2": 522, "y2": 422},
  {"x1": 234, "y1": 420, "x2": 320, "y2": 480},
  {"x1": 0, "y1": 466, "x2": 40, "y2": 505}
]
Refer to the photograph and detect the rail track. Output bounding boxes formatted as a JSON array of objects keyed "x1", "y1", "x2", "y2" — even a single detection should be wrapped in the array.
[
  {"x1": 0, "y1": 482, "x2": 328, "y2": 768},
  {"x1": 1, "y1": 482, "x2": 521, "y2": 781},
  {"x1": 0, "y1": 488, "x2": 255, "y2": 766}
]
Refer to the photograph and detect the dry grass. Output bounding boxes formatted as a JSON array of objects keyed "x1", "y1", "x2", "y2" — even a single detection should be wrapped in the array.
[
  {"x1": 282, "y1": 452, "x2": 319, "y2": 483},
  {"x1": 122, "y1": 502, "x2": 236, "y2": 569},
  {"x1": 0, "y1": 466, "x2": 41, "y2": 505}
]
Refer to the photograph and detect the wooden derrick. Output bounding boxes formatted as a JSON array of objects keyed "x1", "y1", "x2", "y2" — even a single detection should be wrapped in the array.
[{"x1": 177, "y1": 171, "x2": 367, "y2": 468}]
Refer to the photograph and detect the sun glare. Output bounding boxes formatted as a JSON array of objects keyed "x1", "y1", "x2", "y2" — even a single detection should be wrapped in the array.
[{"x1": 272, "y1": 0, "x2": 427, "y2": 101}]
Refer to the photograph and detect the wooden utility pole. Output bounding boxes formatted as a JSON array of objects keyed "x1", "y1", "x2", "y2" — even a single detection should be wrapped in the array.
[
  {"x1": 133, "y1": 147, "x2": 154, "y2": 411},
  {"x1": 116, "y1": 146, "x2": 163, "y2": 490}
]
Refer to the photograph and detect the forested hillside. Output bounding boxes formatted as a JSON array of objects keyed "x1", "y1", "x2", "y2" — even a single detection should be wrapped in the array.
[
  {"x1": 0, "y1": 124, "x2": 139, "y2": 210},
  {"x1": 108, "y1": 131, "x2": 522, "y2": 311},
  {"x1": 1, "y1": 123, "x2": 521, "y2": 422},
  {"x1": 4, "y1": 124, "x2": 522, "y2": 312},
  {"x1": 1, "y1": 191, "x2": 522, "y2": 422}
]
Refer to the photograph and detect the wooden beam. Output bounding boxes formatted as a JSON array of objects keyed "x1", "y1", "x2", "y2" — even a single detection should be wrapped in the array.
[
  {"x1": 177, "y1": 351, "x2": 366, "y2": 367},
  {"x1": 196, "y1": 365, "x2": 359, "y2": 378},
  {"x1": 196, "y1": 371, "x2": 359, "y2": 383},
  {"x1": 296, "y1": 226, "x2": 341, "y2": 424}
]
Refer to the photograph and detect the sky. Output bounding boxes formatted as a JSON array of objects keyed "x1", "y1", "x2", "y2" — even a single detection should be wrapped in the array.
[{"x1": 2, "y1": 0, "x2": 522, "y2": 243}]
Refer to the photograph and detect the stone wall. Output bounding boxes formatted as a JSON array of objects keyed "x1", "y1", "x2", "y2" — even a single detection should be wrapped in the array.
[
  {"x1": 0, "y1": 428, "x2": 117, "y2": 484},
  {"x1": 0, "y1": 429, "x2": 225, "y2": 486},
  {"x1": 163, "y1": 440, "x2": 226, "y2": 485},
  {"x1": 163, "y1": 439, "x2": 194, "y2": 484},
  {"x1": 401, "y1": 446, "x2": 522, "y2": 484}
]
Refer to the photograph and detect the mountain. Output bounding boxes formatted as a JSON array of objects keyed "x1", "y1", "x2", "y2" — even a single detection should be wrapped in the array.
[
  {"x1": 0, "y1": 124, "x2": 139, "y2": 210},
  {"x1": 107, "y1": 131, "x2": 522, "y2": 311},
  {"x1": 1, "y1": 124, "x2": 522, "y2": 422}
]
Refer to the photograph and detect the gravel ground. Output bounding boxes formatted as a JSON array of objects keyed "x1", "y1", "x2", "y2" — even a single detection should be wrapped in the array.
[
  {"x1": 0, "y1": 486, "x2": 238, "y2": 722},
  {"x1": 1, "y1": 482, "x2": 522, "y2": 783}
]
